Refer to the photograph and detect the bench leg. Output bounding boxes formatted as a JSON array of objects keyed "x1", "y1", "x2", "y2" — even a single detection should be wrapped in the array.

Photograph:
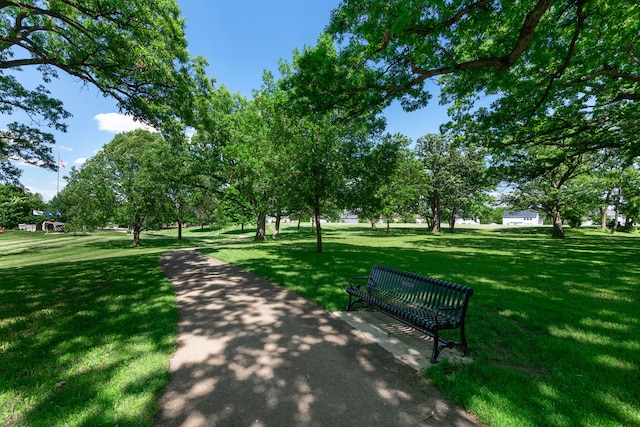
[
  {"x1": 460, "y1": 324, "x2": 470, "y2": 357},
  {"x1": 430, "y1": 331, "x2": 441, "y2": 363},
  {"x1": 431, "y1": 330, "x2": 469, "y2": 363},
  {"x1": 346, "y1": 293, "x2": 355, "y2": 311}
]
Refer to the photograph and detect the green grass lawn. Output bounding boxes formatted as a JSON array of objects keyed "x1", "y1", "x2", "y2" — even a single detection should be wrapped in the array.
[
  {"x1": 1, "y1": 224, "x2": 638, "y2": 426},
  {"x1": 197, "y1": 223, "x2": 640, "y2": 427},
  {"x1": 0, "y1": 228, "x2": 233, "y2": 426}
]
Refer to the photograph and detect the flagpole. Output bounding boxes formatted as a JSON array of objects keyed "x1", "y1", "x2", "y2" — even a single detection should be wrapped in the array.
[{"x1": 56, "y1": 153, "x2": 60, "y2": 217}]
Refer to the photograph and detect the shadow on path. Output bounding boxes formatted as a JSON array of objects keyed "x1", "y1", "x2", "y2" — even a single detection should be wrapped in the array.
[{"x1": 154, "y1": 249, "x2": 478, "y2": 426}]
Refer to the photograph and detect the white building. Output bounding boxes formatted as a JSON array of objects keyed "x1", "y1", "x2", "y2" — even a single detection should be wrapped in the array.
[
  {"x1": 19, "y1": 223, "x2": 39, "y2": 232},
  {"x1": 502, "y1": 210, "x2": 543, "y2": 225}
]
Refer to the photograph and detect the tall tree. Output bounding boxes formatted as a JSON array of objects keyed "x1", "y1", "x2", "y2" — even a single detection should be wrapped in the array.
[
  {"x1": 580, "y1": 149, "x2": 634, "y2": 231},
  {"x1": 61, "y1": 130, "x2": 173, "y2": 246},
  {"x1": 377, "y1": 143, "x2": 423, "y2": 235},
  {"x1": 1, "y1": 0, "x2": 197, "y2": 184},
  {"x1": 603, "y1": 157, "x2": 640, "y2": 231},
  {"x1": 443, "y1": 139, "x2": 493, "y2": 232},
  {"x1": 618, "y1": 161, "x2": 640, "y2": 228},
  {"x1": 497, "y1": 144, "x2": 600, "y2": 238},
  {"x1": 550, "y1": 173, "x2": 601, "y2": 229},
  {"x1": 214, "y1": 92, "x2": 278, "y2": 241},
  {"x1": 415, "y1": 133, "x2": 490, "y2": 233},
  {"x1": 0, "y1": 184, "x2": 45, "y2": 228},
  {"x1": 282, "y1": 35, "x2": 386, "y2": 252},
  {"x1": 282, "y1": 113, "x2": 342, "y2": 252},
  {"x1": 344, "y1": 132, "x2": 409, "y2": 230},
  {"x1": 156, "y1": 135, "x2": 194, "y2": 240},
  {"x1": 253, "y1": 72, "x2": 298, "y2": 239},
  {"x1": 60, "y1": 160, "x2": 116, "y2": 233}
]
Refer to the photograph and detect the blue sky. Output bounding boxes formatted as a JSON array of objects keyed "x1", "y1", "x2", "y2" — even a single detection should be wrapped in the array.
[{"x1": 9, "y1": 1, "x2": 450, "y2": 201}]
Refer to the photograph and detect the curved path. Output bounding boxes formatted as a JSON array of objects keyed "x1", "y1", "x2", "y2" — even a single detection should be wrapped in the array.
[{"x1": 154, "y1": 249, "x2": 479, "y2": 427}]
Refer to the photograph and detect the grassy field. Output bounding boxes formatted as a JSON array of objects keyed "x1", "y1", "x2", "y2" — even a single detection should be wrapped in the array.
[
  {"x1": 0, "y1": 228, "x2": 231, "y2": 426},
  {"x1": 197, "y1": 223, "x2": 640, "y2": 427},
  {"x1": 1, "y1": 224, "x2": 638, "y2": 426}
]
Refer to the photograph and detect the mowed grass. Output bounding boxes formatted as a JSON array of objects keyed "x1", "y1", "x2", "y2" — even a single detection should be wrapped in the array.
[
  {"x1": 196, "y1": 223, "x2": 640, "y2": 427},
  {"x1": 2, "y1": 224, "x2": 638, "y2": 426},
  {"x1": 0, "y1": 228, "x2": 232, "y2": 426}
]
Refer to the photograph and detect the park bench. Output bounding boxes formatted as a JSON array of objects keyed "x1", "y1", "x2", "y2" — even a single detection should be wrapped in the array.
[{"x1": 345, "y1": 265, "x2": 474, "y2": 363}]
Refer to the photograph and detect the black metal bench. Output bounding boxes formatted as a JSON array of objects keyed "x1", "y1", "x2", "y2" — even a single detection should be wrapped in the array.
[{"x1": 346, "y1": 265, "x2": 474, "y2": 363}]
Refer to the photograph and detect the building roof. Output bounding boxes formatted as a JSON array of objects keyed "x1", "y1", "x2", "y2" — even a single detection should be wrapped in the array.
[{"x1": 502, "y1": 210, "x2": 538, "y2": 218}]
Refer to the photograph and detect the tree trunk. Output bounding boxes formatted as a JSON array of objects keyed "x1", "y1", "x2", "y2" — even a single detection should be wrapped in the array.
[
  {"x1": 430, "y1": 197, "x2": 441, "y2": 233},
  {"x1": 255, "y1": 212, "x2": 266, "y2": 241},
  {"x1": 552, "y1": 210, "x2": 565, "y2": 238},
  {"x1": 177, "y1": 218, "x2": 183, "y2": 240},
  {"x1": 449, "y1": 210, "x2": 456, "y2": 233},
  {"x1": 611, "y1": 205, "x2": 620, "y2": 233},
  {"x1": 386, "y1": 218, "x2": 390, "y2": 236},
  {"x1": 132, "y1": 225, "x2": 142, "y2": 247},
  {"x1": 599, "y1": 207, "x2": 607, "y2": 231},
  {"x1": 370, "y1": 218, "x2": 377, "y2": 231},
  {"x1": 297, "y1": 218, "x2": 301, "y2": 229},
  {"x1": 273, "y1": 213, "x2": 281, "y2": 239},
  {"x1": 314, "y1": 208, "x2": 322, "y2": 253}
]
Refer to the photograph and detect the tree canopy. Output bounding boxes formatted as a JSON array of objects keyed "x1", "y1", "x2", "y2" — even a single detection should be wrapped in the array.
[
  {"x1": 16, "y1": 1, "x2": 639, "y2": 243},
  {"x1": 290, "y1": 0, "x2": 640, "y2": 158},
  {"x1": 280, "y1": 0, "x2": 639, "y2": 239},
  {"x1": 0, "y1": 0, "x2": 197, "y2": 184},
  {"x1": 0, "y1": 183, "x2": 45, "y2": 228},
  {"x1": 61, "y1": 129, "x2": 173, "y2": 246},
  {"x1": 323, "y1": 1, "x2": 639, "y2": 109}
]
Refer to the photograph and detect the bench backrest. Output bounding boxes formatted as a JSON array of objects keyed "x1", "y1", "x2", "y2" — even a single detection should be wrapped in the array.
[{"x1": 367, "y1": 265, "x2": 473, "y2": 326}]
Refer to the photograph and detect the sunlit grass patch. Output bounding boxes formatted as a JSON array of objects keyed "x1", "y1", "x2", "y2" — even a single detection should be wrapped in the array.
[
  {"x1": 0, "y1": 231, "x2": 179, "y2": 426},
  {"x1": 2, "y1": 224, "x2": 638, "y2": 426}
]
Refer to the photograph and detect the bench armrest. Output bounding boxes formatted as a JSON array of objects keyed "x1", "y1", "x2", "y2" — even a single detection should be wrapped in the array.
[
  {"x1": 434, "y1": 304, "x2": 468, "y2": 324},
  {"x1": 349, "y1": 275, "x2": 370, "y2": 288}
]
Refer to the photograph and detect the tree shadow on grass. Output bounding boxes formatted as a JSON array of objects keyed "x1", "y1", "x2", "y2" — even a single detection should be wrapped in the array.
[
  {"x1": 83, "y1": 234, "x2": 228, "y2": 251},
  {"x1": 187, "y1": 226, "x2": 250, "y2": 235},
  {"x1": 0, "y1": 253, "x2": 177, "y2": 426},
  {"x1": 198, "y1": 229, "x2": 640, "y2": 426},
  {"x1": 153, "y1": 250, "x2": 475, "y2": 426}
]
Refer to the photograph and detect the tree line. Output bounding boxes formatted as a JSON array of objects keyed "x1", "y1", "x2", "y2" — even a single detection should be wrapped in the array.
[{"x1": 2, "y1": 1, "x2": 639, "y2": 248}]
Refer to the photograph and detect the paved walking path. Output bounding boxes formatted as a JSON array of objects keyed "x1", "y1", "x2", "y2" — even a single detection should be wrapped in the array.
[{"x1": 153, "y1": 249, "x2": 478, "y2": 427}]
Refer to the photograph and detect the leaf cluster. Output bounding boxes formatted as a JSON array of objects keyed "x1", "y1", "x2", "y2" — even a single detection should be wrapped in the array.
[
  {"x1": 295, "y1": 1, "x2": 640, "y2": 159},
  {"x1": 1, "y1": 0, "x2": 200, "y2": 184},
  {"x1": 61, "y1": 130, "x2": 173, "y2": 240}
]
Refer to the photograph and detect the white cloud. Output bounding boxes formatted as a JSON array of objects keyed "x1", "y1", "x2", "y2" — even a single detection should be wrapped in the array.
[
  {"x1": 94, "y1": 113, "x2": 157, "y2": 133},
  {"x1": 75, "y1": 158, "x2": 87, "y2": 165},
  {"x1": 24, "y1": 186, "x2": 58, "y2": 202}
]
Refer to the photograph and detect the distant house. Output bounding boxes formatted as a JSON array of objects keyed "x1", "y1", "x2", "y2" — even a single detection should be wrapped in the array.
[
  {"x1": 19, "y1": 223, "x2": 41, "y2": 232},
  {"x1": 455, "y1": 216, "x2": 480, "y2": 225},
  {"x1": 502, "y1": 210, "x2": 543, "y2": 225},
  {"x1": 340, "y1": 213, "x2": 359, "y2": 224}
]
